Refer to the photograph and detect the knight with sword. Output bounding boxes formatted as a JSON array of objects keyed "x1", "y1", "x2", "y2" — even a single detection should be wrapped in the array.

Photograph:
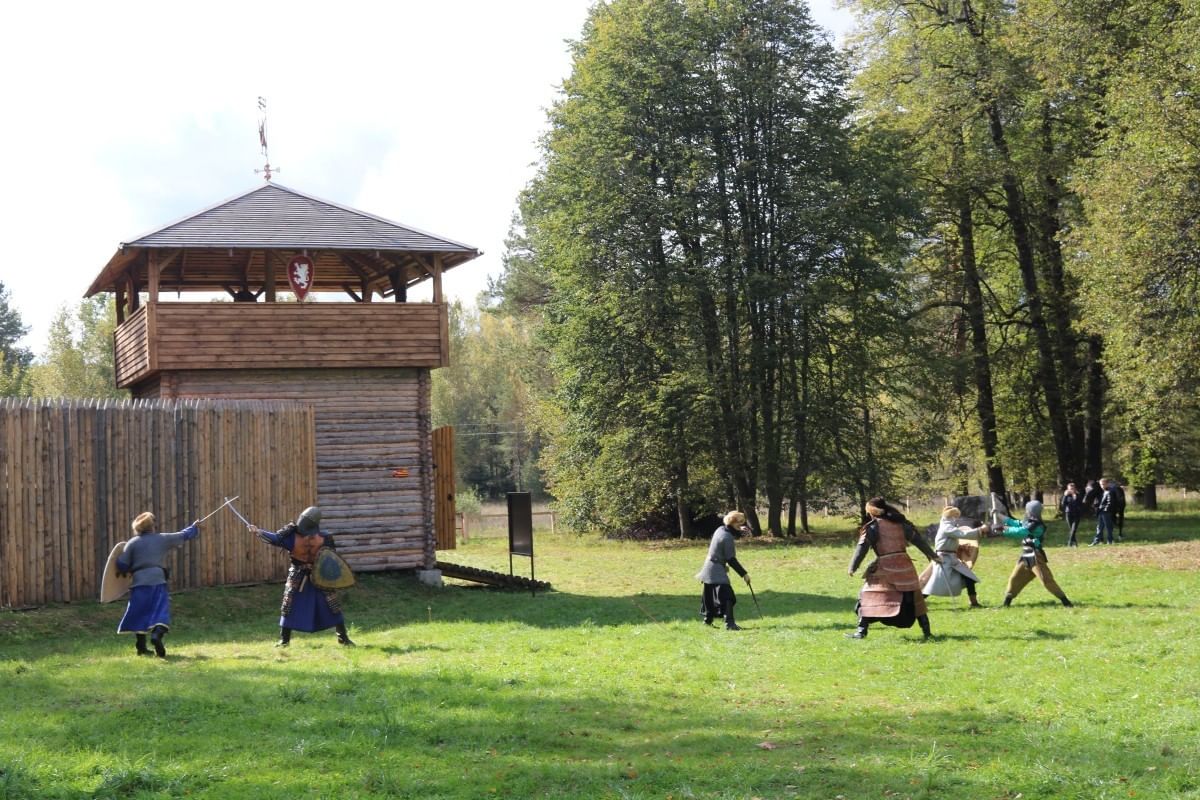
[
  {"x1": 232, "y1": 500, "x2": 357, "y2": 647},
  {"x1": 112, "y1": 497, "x2": 237, "y2": 657}
]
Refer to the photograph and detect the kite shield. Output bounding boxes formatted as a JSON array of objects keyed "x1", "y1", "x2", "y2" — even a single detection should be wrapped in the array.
[
  {"x1": 100, "y1": 541, "x2": 131, "y2": 603},
  {"x1": 312, "y1": 547, "x2": 356, "y2": 590}
]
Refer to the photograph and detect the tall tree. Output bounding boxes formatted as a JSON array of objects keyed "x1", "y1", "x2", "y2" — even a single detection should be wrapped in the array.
[{"x1": 513, "y1": 0, "x2": 925, "y2": 534}]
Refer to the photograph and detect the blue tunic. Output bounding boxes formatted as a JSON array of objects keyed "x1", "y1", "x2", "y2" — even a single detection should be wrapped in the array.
[
  {"x1": 115, "y1": 524, "x2": 198, "y2": 634},
  {"x1": 260, "y1": 526, "x2": 345, "y2": 633}
]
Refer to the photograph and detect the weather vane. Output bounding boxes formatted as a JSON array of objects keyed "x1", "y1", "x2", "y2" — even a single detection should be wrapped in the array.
[{"x1": 255, "y1": 96, "x2": 279, "y2": 181}]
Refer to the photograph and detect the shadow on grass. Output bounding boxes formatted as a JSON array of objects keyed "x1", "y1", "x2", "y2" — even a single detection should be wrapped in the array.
[{"x1": 1, "y1": 656, "x2": 1192, "y2": 800}]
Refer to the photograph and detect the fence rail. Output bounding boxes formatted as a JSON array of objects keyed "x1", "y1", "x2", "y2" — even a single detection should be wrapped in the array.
[{"x1": 0, "y1": 398, "x2": 316, "y2": 608}]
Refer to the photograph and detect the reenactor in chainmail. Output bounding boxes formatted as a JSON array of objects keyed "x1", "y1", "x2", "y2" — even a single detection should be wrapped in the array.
[{"x1": 249, "y1": 506, "x2": 355, "y2": 647}]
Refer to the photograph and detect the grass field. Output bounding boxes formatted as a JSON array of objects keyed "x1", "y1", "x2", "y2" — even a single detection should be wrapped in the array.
[{"x1": 1, "y1": 509, "x2": 1198, "y2": 799}]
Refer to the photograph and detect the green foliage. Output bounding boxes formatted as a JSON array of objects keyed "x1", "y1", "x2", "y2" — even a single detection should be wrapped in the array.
[
  {"x1": 432, "y1": 301, "x2": 548, "y2": 499},
  {"x1": 1, "y1": 512, "x2": 1199, "y2": 798},
  {"x1": 0, "y1": 282, "x2": 32, "y2": 398},
  {"x1": 1065, "y1": 1, "x2": 1200, "y2": 488},
  {"x1": 28, "y1": 298, "x2": 126, "y2": 400},
  {"x1": 510, "y1": 0, "x2": 930, "y2": 534}
]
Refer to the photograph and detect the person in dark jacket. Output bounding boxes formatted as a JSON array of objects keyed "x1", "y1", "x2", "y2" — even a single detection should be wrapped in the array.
[
  {"x1": 847, "y1": 497, "x2": 941, "y2": 640},
  {"x1": 116, "y1": 512, "x2": 200, "y2": 658},
  {"x1": 1110, "y1": 480, "x2": 1127, "y2": 541},
  {"x1": 1082, "y1": 480, "x2": 1102, "y2": 515},
  {"x1": 696, "y1": 511, "x2": 753, "y2": 630},
  {"x1": 1089, "y1": 479, "x2": 1117, "y2": 546},
  {"x1": 1059, "y1": 482, "x2": 1084, "y2": 547}
]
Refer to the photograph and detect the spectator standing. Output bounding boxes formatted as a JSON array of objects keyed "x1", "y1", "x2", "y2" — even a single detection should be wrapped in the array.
[
  {"x1": 1110, "y1": 480, "x2": 1127, "y2": 542},
  {"x1": 1059, "y1": 482, "x2": 1084, "y2": 547},
  {"x1": 1089, "y1": 478, "x2": 1116, "y2": 546}
]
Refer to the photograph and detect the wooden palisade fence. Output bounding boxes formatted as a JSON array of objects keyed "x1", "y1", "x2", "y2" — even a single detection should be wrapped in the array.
[{"x1": 0, "y1": 398, "x2": 316, "y2": 608}]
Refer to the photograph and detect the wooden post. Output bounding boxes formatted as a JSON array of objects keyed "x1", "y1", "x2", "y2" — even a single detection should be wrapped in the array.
[
  {"x1": 115, "y1": 287, "x2": 126, "y2": 325},
  {"x1": 127, "y1": 274, "x2": 140, "y2": 312},
  {"x1": 432, "y1": 254, "x2": 443, "y2": 304},
  {"x1": 361, "y1": 278, "x2": 373, "y2": 302},
  {"x1": 148, "y1": 252, "x2": 161, "y2": 306},
  {"x1": 389, "y1": 269, "x2": 407, "y2": 303},
  {"x1": 264, "y1": 251, "x2": 277, "y2": 302}
]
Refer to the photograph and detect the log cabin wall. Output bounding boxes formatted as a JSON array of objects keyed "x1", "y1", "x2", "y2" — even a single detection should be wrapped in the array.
[
  {"x1": 113, "y1": 302, "x2": 449, "y2": 389},
  {"x1": 132, "y1": 368, "x2": 436, "y2": 573}
]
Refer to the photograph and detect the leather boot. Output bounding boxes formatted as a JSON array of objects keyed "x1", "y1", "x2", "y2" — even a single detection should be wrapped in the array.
[
  {"x1": 150, "y1": 626, "x2": 167, "y2": 658},
  {"x1": 918, "y1": 615, "x2": 933, "y2": 640},
  {"x1": 335, "y1": 623, "x2": 356, "y2": 646},
  {"x1": 135, "y1": 634, "x2": 151, "y2": 656},
  {"x1": 1003, "y1": 594, "x2": 1013, "y2": 607},
  {"x1": 724, "y1": 610, "x2": 741, "y2": 631},
  {"x1": 845, "y1": 622, "x2": 868, "y2": 639},
  {"x1": 1060, "y1": 596, "x2": 1074, "y2": 608},
  {"x1": 275, "y1": 626, "x2": 292, "y2": 648}
]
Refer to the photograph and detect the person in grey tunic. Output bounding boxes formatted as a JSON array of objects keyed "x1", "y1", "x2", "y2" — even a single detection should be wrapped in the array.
[
  {"x1": 696, "y1": 511, "x2": 753, "y2": 630},
  {"x1": 116, "y1": 511, "x2": 200, "y2": 657}
]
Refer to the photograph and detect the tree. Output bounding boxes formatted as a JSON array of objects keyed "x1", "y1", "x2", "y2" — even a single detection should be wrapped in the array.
[
  {"x1": 510, "y1": 0, "x2": 928, "y2": 535},
  {"x1": 29, "y1": 298, "x2": 126, "y2": 400},
  {"x1": 0, "y1": 281, "x2": 33, "y2": 397}
]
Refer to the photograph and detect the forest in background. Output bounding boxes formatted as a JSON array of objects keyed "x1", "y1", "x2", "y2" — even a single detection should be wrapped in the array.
[{"x1": 5, "y1": 0, "x2": 1200, "y2": 537}]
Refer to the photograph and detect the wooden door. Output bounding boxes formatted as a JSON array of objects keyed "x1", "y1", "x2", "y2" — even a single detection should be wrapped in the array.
[{"x1": 433, "y1": 425, "x2": 456, "y2": 550}]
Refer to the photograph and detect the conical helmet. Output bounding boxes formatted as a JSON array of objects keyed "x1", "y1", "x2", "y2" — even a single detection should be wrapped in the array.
[{"x1": 296, "y1": 506, "x2": 322, "y2": 536}]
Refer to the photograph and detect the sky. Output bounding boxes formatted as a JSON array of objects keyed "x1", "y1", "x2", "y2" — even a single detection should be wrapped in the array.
[{"x1": 0, "y1": 1, "x2": 854, "y2": 354}]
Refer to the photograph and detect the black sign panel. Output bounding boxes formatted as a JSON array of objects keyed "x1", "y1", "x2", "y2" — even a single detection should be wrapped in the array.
[{"x1": 508, "y1": 492, "x2": 534, "y2": 557}]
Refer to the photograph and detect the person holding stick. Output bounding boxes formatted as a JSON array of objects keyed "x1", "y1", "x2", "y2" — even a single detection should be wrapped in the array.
[
  {"x1": 847, "y1": 497, "x2": 941, "y2": 640},
  {"x1": 248, "y1": 506, "x2": 355, "y2": 647},
  {"x1": 996, "y1": 500, "x2": 1075, "y2": 607},
  {"x1": 920, "y1": 506, "x2": 987, "y2": 608},
  {"x1": 696, "y1": 511, "x2": 753, "y2": 631},
  {"x1": 115, "y1": 512, "x2": 200, "y2": 658}
]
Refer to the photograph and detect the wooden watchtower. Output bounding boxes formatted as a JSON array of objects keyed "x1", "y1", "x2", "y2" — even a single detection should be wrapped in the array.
[{"x1": 85, "y1": 182, "x2": 478, "y2": 573}]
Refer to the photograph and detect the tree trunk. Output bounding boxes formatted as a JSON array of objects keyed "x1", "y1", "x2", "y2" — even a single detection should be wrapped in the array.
[
  {"x1": 955, "y1": 184, "x2": 1008, "y2": 497},
  {"x1": 1084, "y1": 334, "x2": 1105, "y2": 480},
  {"x1": 1138, "y1": 483, "x2": 1157, "y2": 510},
  {"x1": 985, "y1": 102, "x2": 1077, "y2": 486}
]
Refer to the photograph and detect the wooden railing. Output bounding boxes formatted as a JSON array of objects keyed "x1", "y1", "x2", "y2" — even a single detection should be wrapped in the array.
[{"x1": 112, "y1": 301, "x2": 450, "y2": 388}]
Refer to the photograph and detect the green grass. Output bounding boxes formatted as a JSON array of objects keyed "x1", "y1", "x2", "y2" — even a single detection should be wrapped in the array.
[{"x1": 2, "y1": 510, "x2": 1198, "y2": 799}]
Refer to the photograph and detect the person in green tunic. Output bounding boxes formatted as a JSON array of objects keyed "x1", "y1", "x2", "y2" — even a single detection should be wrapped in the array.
[{"x1": 995, "y1": 500, "x2": 1074, "y2": 608}]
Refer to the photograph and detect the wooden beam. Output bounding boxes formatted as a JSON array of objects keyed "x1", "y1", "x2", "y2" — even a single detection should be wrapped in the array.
[
  {"x1": 264, "y1": 251, "x2": 277, "y2": 302},
  {"x1": 361, "y1": 278, "x2": 373, "y2": 302},
  {"x1": 114, "y1": 287, "x2": 126, "y2": 325},
  {"x1": 432, "y1": 254, "x2": 443, "y2": 304},
  {"x1": 388, "y1": 269, "x2": 407, "y2": 303},
  {"x1": 343, "y1": 284, "x2": 364, "y2": 302},
  {"x1": 148, "y1": 252, "x2": 161, "y2": 306}
]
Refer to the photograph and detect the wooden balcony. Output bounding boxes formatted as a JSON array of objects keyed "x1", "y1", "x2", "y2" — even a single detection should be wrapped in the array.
[{"x1": 113, "y1": 301, "x2": 450, "y2": 388}]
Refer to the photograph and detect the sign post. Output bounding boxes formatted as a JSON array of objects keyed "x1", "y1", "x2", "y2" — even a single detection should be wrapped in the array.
[{"x1": 507, "y1": 492, "x2": 536, "y2": 596}]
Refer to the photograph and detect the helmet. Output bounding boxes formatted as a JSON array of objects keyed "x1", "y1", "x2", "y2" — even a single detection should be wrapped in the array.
[
  {"x1": 296, "y1": 506, "x2": 322, "y2": 536},
  {"x1": 1024, "y1": 500, "x2": 1043, "y2": 520}
]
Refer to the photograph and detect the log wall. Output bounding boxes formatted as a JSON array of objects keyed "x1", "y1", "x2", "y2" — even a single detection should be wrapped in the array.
[
  {"x1": 0, "y1": 398, "x2": 315, "y2": 608},
  {"x1": 134, "y1": 368, "x2": 436, "y2": 573},
  {"x1": 113, "y1": 302, "x2": 449, "y2": 388}
]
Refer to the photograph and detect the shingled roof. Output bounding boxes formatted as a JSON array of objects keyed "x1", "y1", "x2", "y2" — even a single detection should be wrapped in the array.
[{"x1": 86, "y1": 182, "x2": 481, "y2": 297}]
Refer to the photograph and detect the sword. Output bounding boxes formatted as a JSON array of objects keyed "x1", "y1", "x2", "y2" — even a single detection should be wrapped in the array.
[
  {"x1": 746, "y1": 579, "x2": 763, "y2": 619},
  {"x1": 225, "y1": 496, "x2": 253, "y2": 528},
  {"x1": 196, "y1": 496, "x2": 239, "y2": 524}
]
